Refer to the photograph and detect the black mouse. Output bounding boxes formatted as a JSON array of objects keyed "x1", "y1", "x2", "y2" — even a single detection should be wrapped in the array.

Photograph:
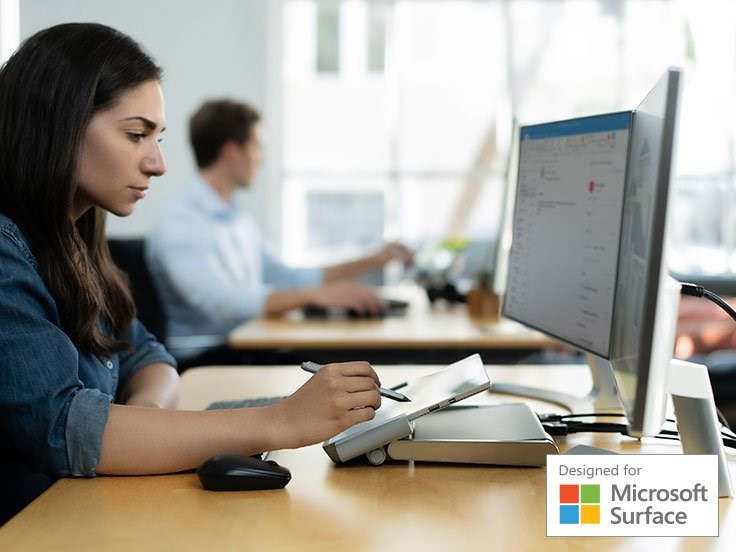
[{"x1": 197, "y1": 454, "x2": 291, "y2": 491}]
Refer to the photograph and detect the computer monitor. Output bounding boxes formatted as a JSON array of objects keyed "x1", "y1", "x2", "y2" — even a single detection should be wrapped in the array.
[
  {"x1": 504, "y1": 110, "x2": 632, "y2": 356},
  {"x1": 609, "y1": 67, "x2": 683, "y2": 437},
  {"x1": 492, "y1": 118, "x2": 519, "y2": 298},
  {"x1": 496, "y1": 110, "x2": 632, "y2": 413},
  {"x1": 496, "y1": 68, "x2": 684, "y2": 436}
]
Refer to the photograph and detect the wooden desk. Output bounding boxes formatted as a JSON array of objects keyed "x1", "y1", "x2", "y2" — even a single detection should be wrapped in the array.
[
  {"x1": 1, "y1": 364, "x2": 734, "y2": 550},
  {"x1": 230, "y1": 310, "x2": 556, "y2": 349},
  {"x1": 228, "y1": 286, "x2": 559, "y2": 363}
]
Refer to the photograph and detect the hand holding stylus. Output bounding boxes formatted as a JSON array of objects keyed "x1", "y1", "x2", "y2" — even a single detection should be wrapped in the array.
[{"x1": 301, "y1": 361, "x2": 411, "y2": 402}]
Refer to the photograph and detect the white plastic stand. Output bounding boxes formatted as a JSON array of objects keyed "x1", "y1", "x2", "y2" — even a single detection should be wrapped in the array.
[
  {"x1": 669, "y1": 359, "x2": 734, "y2": 498},
  {"x1": 490, "y1": 353, "x2": 623, "y2": 414}
]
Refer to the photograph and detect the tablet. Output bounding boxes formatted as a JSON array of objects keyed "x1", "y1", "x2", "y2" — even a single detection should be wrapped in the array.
[{"x1": 322, "y1": 353, "x2": 490, "y2": 463}]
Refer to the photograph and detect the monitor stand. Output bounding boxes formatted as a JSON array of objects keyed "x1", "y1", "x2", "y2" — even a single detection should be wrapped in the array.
[{"x1": 489, "y1": 353, "x2": 623, "y2": 414}]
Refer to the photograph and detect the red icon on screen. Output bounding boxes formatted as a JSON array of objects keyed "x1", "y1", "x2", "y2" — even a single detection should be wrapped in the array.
[{"x1": 589, "y1": 180, "x2": 595, "y2": 193}]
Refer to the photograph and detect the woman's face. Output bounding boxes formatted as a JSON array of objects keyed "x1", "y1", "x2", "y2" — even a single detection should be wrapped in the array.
[{"x1": 73, "y1": 79, "x2": 166, "y2": 219}]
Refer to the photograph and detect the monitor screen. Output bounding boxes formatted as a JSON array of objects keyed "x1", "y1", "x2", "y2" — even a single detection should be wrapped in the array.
[
  {"x1": 503, "y1": 111, "x2": 632, "y2": 358},
  {"x1": 609, "y1": 67, "x2": 683, "y2": 437}
]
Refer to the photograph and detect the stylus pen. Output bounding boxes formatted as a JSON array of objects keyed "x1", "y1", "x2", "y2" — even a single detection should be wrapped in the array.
[{"x1": 300, "y1": 361, "x2": 411, "y2": 402}]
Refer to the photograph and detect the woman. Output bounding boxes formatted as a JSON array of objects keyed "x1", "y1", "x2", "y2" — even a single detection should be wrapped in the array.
[{"x1": 0, "y1": 23, "x2": 381, "y2": 523}]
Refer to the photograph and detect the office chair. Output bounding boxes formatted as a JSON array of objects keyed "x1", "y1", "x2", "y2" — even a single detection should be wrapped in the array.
[
  {"x1": 106, "y1": 238, "x2": 228, "y2": 370},
  {"x1": 107, "y1": 238, "x2": 167, "y2": 342}
]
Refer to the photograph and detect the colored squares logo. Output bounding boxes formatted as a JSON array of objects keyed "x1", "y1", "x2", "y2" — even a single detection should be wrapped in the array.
[{"x1": 559, "y1": 484, "x2": 600, "y2": 524}]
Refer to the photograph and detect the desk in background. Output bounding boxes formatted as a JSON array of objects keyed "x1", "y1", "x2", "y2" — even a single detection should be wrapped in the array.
[
  {"x1": 1, "y1": 364, "x2": 734, "y2": 551},
  {"x1": 229, "y1": 285, "x2": 563, "y2": 364}
]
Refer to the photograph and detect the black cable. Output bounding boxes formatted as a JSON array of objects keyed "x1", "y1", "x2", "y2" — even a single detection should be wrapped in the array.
[
  {"x1": 538, "y1": 412, "x2": 626, "y2": 423},
  {"x1": 666, "y1": 412, "x2": 734, "y2": 435},
  {"x1": 680, "y1": 282, "x2": 736, "y2": 322},
  {"x1": 675, "y1": 282, "x2": 736, "y2": 441},
  {"x1": 716, "y1": 407, "x2": 732, "y2": 430},
  {"x1": 538, "y1": 413, "x2": 628, "y2": 435},
  {"x1": 540, "y1": 419, "x2": 629, "y2": 436},
  {"x1": 703, "y1": 287, "x2": 736, "y2": 321},
  {"x1": 541, "y1": 417, "x2": 736, "y2": 448},
  {"x1": 657, "y1": 428, "x2": 736, "y2": 449},
  {"x1": 540, "y1": 413, "x2": 736, "y2": 448}
]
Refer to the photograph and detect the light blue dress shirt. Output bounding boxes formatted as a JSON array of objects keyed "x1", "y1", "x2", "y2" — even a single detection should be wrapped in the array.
[{"x1": 146, "y1": 179, "x2": 322, "y2": 359}]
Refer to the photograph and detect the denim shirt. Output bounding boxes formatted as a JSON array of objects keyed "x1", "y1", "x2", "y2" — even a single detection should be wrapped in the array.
[{"x1": 0, "y1": 214, "x2": 176, "y2": 522}]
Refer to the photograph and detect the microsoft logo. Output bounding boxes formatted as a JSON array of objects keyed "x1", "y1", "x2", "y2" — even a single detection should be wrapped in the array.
[
  {"x1": 560, "y1": 484, "x2": 600, "y2": 524},
  {"x1": 547, "y1": 456, "x2": 718, "y2": 537}
]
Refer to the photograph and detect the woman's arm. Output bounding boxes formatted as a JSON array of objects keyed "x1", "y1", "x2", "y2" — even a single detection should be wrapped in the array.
[
  {"x1": 119, "y1": 363, "x2": 180, "y2": 409},
  {"x1": 97, "y1": 361, "x2": 381, "y2": 475}
]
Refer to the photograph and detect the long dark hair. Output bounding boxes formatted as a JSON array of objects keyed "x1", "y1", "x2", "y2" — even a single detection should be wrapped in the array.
[{"x1": 0, "y1": 23, "x2": 163, "y2": 355}]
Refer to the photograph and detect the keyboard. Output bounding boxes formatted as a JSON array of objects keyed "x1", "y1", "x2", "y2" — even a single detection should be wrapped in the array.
[
  {"x1": 303, "y1": 298, "x2": 410, "y2": 320},
  {"x1": 206, "y1": 396, "x2": 285, "y2": 410}
]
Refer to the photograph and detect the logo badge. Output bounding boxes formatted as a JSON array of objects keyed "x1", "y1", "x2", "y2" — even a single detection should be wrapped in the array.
[{"x1": 547, "y1": 455, "x2": 718, "y2": 536}]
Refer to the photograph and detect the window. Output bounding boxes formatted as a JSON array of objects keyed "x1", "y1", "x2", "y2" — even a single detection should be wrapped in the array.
[
  {"x1": 280, "y1": 0, "x2": 736, "y2": 281},
  {"x1": 0, "y1": 0, "x2": 20, "y2": 65},
  {"x1": 316, "y1": 1, "x2": 340, "y2": 73}
]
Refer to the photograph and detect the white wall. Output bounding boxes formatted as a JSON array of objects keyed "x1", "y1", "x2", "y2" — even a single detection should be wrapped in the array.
[
  {"x1": 0, "y1": 0, "x2": 20, "y2": 63},
  {"x1": 20, "y1": 0, "x2": 283, "y2": 245}
]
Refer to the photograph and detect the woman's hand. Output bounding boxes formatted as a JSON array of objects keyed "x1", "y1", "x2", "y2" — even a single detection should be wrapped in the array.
[{"x1": 271, "y1": 361, "x2": 382, "y2": 448}]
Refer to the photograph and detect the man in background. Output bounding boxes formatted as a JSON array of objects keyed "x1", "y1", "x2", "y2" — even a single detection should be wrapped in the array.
[{"x1": 147, "y1": 99, "x2": 412, "y2": 368}]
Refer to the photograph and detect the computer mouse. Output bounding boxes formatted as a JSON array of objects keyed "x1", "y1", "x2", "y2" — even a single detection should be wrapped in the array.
[{"x1": 197, "y1": 454, "x2": 291, "y2": 491}]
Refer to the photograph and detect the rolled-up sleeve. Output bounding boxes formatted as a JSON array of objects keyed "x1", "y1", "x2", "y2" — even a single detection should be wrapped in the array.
[
  {"x1": 64, "y1": 320, "x2": 175, "y2": 476},
  {"x1": 0, "y1": 230, "x2": 105, "y2": 478},
  {"x1": 65, "y1": 389, "x2": 112, "y2": 476}
]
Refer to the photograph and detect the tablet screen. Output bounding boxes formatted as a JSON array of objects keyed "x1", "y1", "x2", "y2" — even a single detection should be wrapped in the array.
[{"x1": 323, "y1": 354, "x2": 490, "y2": 446}]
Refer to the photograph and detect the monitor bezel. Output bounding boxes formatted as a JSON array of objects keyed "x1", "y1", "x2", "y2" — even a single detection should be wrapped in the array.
[{"x1": 610, "y1": 67, "x2": 683, "y2": 436}]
